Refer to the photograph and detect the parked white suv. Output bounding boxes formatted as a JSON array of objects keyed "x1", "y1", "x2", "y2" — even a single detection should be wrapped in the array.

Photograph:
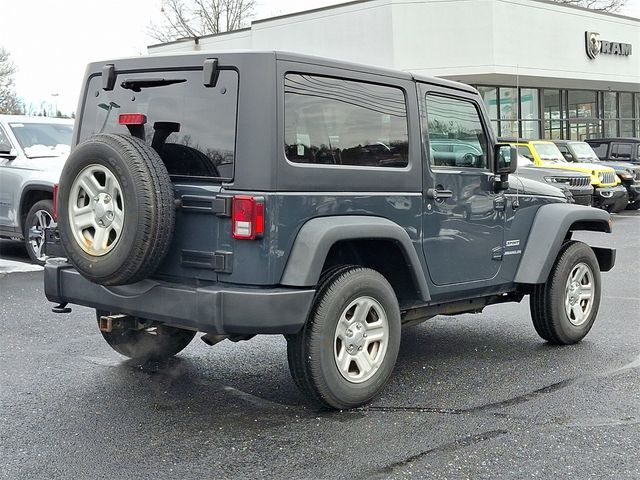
[{"x1": 0, "y1": 115, "x2": 74, "y2": 264}]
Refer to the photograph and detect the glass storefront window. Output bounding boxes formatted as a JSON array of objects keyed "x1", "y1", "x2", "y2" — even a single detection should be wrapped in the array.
[
  {"x1": 521, "y1": 120, "x2": 540, "y2": 139},
  {"x1": 520, "y1": 88, "x2": 539, "y2": 121},
  {"x1": 477, "y1": 86, "x2": 637, "y2": 141},
  {"x1": 568, "y1": 90, "x2": 597, "y2": 119},
  {"x1": 570, "y1": 121, "x2": 602, "y2": 141},
  {"x1": 499, "y1": 88, "x2": 517, "y2": 120},
  {"x1": 499, "y1": 120, "x2": 518, "y2": 138},
  {"x1": 621, "y1": 121, "x2": 634, "y2": 137},
  {"x1": 545, "y1": 121, "x2": 564, "y2": 139},
  {"x1": 604, "y1": 120, "x2": 618, "y2": 137},
  {"x1": 477, "y1": 86, "x2": 498, "y2": 120},
  {"x1": 543, "y1": 90, "x2": 562, "y2": 121},
  {"x1": 620, "y1": 92, "x2": 633, "y2": 118},
  {"x1": 603, "y1": 92, "x2": 617, "y2": 119}
]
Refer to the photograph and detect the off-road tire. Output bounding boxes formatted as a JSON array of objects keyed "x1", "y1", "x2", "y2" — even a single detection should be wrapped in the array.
[
  {"x1": 24, "y1": 199, "x2": 54, "y2": 265},
  {"x1": 530, "y1": 241, "x2": 601, "y2": 345},
  {"x1": 287, "y1": 266, "x2": 401, "y2": 409},
  {"x1": 58, "y1": 134, "x2": 174, "y2": 285},
  {"x1": 625, "y1": 200, "x2": 640, "y2": 211},
  {"x1": 97, "y1": 311, "x2": 196, "y2": 360}
]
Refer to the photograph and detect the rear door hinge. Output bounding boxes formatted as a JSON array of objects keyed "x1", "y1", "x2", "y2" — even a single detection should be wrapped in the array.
[
  {"x1": 181, "y1": 250, "x2": 233, "y2": 272},
  {"x1": 180, "y1": 195, "x2": 231, "y2": 216}
]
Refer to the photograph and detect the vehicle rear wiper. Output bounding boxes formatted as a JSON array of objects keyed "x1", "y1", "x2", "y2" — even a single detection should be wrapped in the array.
[{"x1": 120, "y1": 78, "x2": 186, "y2": 92}]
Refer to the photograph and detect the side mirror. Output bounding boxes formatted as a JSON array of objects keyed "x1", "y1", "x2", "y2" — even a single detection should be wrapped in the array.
[
  {"x1": 0, "y1": 147, "x2": 18, "y2": 160},
  {"x1": 494, "y1": 143, "x2": 517, "y2": 175},
  {"x1": 563, "y1": 152, "x2": 573, "y2": 161}
]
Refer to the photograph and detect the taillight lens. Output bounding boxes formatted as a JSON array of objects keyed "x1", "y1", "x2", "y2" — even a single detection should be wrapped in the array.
[
  {"x1": 118, "y1": 113, "x2": 147, "y2": 125},
  {"x1": 52, "y1": 183, "x2": 58, "y2": 221},
  {"x1": 232, "y1": 195, "x2": 264, "y2": 240}
]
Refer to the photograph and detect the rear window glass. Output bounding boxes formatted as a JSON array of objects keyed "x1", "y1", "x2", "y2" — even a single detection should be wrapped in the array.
[
  {"x1": 284, "y1": 74, "x2": 409, "y2": 168},
  {"x1": 79, "y1": 69, "x2": 238, "y2": 179}
]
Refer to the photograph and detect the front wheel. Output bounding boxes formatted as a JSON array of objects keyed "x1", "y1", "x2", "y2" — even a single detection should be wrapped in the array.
[
  {"x1": 96, "y1": 311, "x2": 196, "y2": 360},
  {"x1": 24, "y1": 199, "x2": 54, "y2": 265},
  {"x1": 287, "y1": 266, "x2": 401, "y2": 409},
  {"x1": 530, "y1": 241, "x2": 601, "y2": 345}
]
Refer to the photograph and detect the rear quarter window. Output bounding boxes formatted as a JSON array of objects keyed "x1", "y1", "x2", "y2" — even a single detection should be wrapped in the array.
[
  {"x1": 79, "y1": 69, "x2": 238, "y2": 180},
  {"x1": 284, "y1": 74, "x2": 409, "y2": 168}
]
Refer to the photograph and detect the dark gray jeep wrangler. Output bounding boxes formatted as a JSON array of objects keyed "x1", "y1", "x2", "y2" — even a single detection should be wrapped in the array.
[{"x1": 44, "y1": 51, "x2": 615, "y2": 409}]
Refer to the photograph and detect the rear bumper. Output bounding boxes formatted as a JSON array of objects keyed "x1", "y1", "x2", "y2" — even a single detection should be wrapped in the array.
[{"x1": 44, "y1": 260, "x2": 315, "y2": 335}]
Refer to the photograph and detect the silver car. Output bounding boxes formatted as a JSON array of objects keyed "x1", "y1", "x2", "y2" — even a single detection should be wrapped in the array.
[{"x1": 0, "y1": 115, "x2": 74, "y2": 264}]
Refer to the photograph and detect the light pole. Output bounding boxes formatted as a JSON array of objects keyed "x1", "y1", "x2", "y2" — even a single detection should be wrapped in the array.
[{"x1": 51, "y1": 93, "x2": 59, "y2": 117}]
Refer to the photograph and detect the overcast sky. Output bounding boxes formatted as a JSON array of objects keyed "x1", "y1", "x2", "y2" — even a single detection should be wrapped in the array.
[{"x1": 1, "y1": 0, "x2": 638, "y2": 115}]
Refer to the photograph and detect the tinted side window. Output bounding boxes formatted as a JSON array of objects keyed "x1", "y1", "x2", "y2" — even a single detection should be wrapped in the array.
[
  {"x1": 425, "y1": 95, "x2": 488, "y2": 169},
  {"x1": 589, "y1": 142, "x2": 607, "y2": 157},
  {"x1": 80, "y1": 70, "x2": 238, "y2": 179},
  {"x1": 612, "y1": 143, "x2": 632, "y2": 159},
  {"x1": 284, "y1": 74, "x2": 408, "y2": 168}
]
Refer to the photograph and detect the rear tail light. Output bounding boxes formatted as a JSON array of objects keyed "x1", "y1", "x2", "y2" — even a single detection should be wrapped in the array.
[
  {"x1": 232, "y1": 195, "x2": 264, "y2": 240},
  {"x1": 118, "y1": 113, "x2": 147, "y2": 125},
  {"x1": 52, "y1": 183, "x2": 58, "y2": 221}
]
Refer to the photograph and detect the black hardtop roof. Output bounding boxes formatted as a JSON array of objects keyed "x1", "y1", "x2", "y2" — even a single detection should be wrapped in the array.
[
  {"x1": 85, "y1": 50, "x2": 476, "y2": 94},
  {"x1": 552, "y1": 139, "x2": 586, "y2": 144},
  {"x1": 585, "y1": 137, "x2": 640, "y2": 143}
]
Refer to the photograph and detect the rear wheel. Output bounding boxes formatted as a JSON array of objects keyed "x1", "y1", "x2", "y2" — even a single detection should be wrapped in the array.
[
  {"x1": 287, "y1": 267, "x2": 401, "y2": 409},
  {"x1": 96, "y1": 311, "x2": 196, "y2": 360},
  {"x1": 530, "y1": 241, "x2": 601, "y2": 345},
  {"x1": 24, "y1": 199, "x2": 54, "y2": 265}
]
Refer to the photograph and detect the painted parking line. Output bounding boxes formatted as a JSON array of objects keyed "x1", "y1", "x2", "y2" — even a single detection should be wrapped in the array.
[{"x1": 0, "y1": 258, "x2": 43, "y2": 274}]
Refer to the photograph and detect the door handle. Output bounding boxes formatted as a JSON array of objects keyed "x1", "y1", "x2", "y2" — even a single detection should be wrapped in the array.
[{"x1": 426, "y1": 188, "x2": 453, "y2": 200}]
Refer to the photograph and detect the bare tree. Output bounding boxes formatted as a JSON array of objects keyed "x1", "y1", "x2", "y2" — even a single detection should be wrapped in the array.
[
  {"x1": 0, "y1": 47, "x2": 24, "y2": 115},
  {"x1": 148, "y1": 0, "x2": 256, "y2": 43},
  {"x1": 551, "y1": 0, "x2": 628, "y2": 12}
]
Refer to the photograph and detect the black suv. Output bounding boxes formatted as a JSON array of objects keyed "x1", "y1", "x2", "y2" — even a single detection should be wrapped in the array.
[
  {"x1": 586, "y1": 138, "x2": 640, "y2": 164},
  {"x1": 44, "y1": 52, "x2": 615, "y2": 409}
]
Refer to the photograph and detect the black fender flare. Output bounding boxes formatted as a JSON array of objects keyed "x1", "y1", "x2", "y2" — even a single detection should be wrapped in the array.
[
  {"x1": 280, "y1": 215, "x2": 431, "y2": 302},
  {"x1": 514, "y1": 204, "x2": 612, "y2": 284},
  {"x1": 18, "y1": 183, "x2": 54, "y2": 223}
]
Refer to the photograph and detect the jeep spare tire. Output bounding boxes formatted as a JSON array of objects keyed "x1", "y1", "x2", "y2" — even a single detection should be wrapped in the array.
[{"x1": 58, "y1": 134, "x2": 175, "y2": 286}]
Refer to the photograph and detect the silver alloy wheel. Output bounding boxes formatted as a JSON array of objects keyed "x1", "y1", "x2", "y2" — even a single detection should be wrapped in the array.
[
  {"x1": 564, "y1": 262, "x2": 594, "y2": 327},
  {"x1": 28, "y1": 209, "x2": 54, "y2": 261},
  {"x1": 68, "y1": 164, "x2": 125, "y2": 256},
  {"x1": 334, "y1": 296, "x2": 389, "y2": 384}
]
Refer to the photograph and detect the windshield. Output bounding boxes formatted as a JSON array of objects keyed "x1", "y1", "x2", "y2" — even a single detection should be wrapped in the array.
[
  {"x1": 570, "y1": 142, "x2": 599, "y2": 161},
  {"x1": 533, "y1": 143, "x2": 565, "y2": 163},
  {"x1": 10, "y1": 122, "x2": 73, "y2": 158}
]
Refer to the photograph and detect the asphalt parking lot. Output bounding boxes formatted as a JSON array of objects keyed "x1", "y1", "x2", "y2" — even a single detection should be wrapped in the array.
[{"x1": 1, "y1": 211, "x2": 638, "y2": 480}]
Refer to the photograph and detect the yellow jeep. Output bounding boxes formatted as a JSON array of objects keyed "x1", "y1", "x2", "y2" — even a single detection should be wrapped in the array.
[{"x1": 502, "y1": 139, "x2": 628, "y2": 211}]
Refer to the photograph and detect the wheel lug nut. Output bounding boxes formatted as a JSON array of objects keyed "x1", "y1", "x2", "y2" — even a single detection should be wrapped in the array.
[
  {"x1": 358, "y1": 346, "x2": 363, "y2": 351},
  {"x1": 363, "y1": 333, "x2": 367, "y2": 338},
  {"x1": 356, "y1": 324, "x2": 362, "y2": 330},
  {"x1": 346, "y1": 330, "x2": 353, "y2": 337},
  {"x1": 104, "y1": 196, "x2": 111, "y2": 203}
]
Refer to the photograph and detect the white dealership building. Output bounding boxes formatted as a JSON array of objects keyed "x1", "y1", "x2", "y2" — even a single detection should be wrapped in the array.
[{"x1": 149, "y1": 0, "x2": 640, "y2": 141}]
